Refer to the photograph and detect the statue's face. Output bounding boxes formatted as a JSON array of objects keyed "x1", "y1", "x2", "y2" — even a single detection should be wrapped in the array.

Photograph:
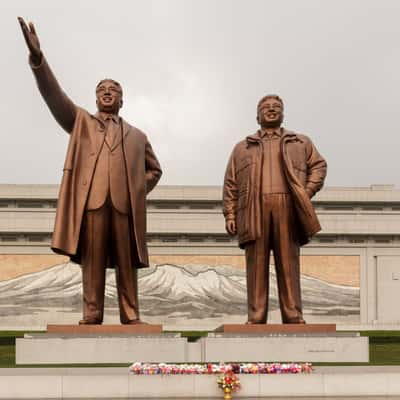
[
  {"x1": 96, "y1": 80, "x2": 123, "y2": 114},
  {"x1": 257, "y1": 97, "x2": 284, "y2": 127}
]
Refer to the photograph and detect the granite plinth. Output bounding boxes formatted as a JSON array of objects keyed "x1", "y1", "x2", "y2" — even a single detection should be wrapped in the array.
[
  {"x1": 47, "y1": 324, "x2": 163, "y2": 334},
  {"x1": 202, "y1": 333, "x2": 369, "y2": 362},
  {"x1": 216, "y1": 323, "x2": 336, "y2": 334},
  {"x1": 16, "y1": 333, "x2": 188, "y2": 364}
]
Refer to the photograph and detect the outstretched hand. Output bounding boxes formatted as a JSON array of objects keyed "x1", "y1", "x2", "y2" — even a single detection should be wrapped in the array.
[{"x1": 18, "y1": 17, "x2": 42, "y2": 65}]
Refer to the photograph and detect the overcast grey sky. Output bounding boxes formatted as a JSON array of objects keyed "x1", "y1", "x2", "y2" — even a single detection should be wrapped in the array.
[{"x1": 2, "y1": 0, "x2": 400, "y2": 187}]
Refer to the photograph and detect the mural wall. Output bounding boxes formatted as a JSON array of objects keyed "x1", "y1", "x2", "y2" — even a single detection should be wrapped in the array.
[{"x1": 0, "y1": 254, "x2": 360, "y2": 329}]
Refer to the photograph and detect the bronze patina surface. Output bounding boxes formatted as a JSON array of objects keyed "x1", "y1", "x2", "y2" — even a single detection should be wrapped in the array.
[
  {"x1": 223, "y1": 95, "x2": 327, "y2": 324},
  {"x1": 18, "y1": 18, "x2": 162, "y2": 325}
]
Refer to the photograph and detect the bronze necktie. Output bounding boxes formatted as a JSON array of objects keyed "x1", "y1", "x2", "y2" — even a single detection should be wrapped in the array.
[{"x1": 105, "y1": 117, "x2": 116, "y2": 148}]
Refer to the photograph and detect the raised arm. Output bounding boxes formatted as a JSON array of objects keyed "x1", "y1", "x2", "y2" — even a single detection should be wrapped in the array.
[{"x1": 18, "y1": 17, "x2": 76, "y2": 133}]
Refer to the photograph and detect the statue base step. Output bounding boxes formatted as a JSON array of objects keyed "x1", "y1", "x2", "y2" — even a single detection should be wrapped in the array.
[
  {"x1": 47, "y1": 324, "x2": 163, "y2": 334},
  {"x1": 216, "y1": 323, "x2": 336, "y2": 334}
]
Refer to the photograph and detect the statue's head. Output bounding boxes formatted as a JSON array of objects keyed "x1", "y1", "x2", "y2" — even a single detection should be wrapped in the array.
[
  {"x1": 256, "y1": 94, "x2": 284, "y2": 128},
  {"x1": 96, "y1": 79, "x2": 123, "y2": 114}
]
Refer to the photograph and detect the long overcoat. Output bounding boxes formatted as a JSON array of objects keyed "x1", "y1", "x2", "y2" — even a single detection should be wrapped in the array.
[
  {"x1": 223, "y1": 129, "x2": 327, "y2": 247},
  {"x1": 30, "y1": 57, "x2": 162, "y2": 268}
]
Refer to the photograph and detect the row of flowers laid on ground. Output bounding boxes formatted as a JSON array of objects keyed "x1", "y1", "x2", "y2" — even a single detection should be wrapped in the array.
[{"x1": 129, "y1": 362, "x2": 313, "y2": 375}]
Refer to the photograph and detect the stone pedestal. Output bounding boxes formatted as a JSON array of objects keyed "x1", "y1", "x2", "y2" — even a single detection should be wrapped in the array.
[
  {"x1": 16, "y1": 333, "x2": 187, "y2": 364},
  {"x1": 202, "y1": 333, "x2": 368, "y2": 363},
  {"x1": 16, "y1": 324, "x2": 369, "y2": 364},
  {"x1": 206, "y1": 324, "x2": 368, "y2": 362}
]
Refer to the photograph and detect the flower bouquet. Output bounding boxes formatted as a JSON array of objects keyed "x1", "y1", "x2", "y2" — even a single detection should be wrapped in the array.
[{"x1": 217, "y1": 370, "x2": 241, "y2": 399}]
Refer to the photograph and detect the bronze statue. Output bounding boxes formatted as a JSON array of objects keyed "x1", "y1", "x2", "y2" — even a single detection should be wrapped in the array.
[
  {"x1": 223, "y1": 95, "x2": 327, "y2": 324},
  {"x1": 18, "y1": 18, "x2": 162, "y2": 325}
]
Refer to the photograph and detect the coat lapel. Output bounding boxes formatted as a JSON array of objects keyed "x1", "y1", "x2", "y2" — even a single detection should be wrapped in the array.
[
  {"x1": 122, "y1": 119, "x2": 131, "y2": 140},
  {"x1": 111, "y1": 118, "x2": 131, "y2": 151}
]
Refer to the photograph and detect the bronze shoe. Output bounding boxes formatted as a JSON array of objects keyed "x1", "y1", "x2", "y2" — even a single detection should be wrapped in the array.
[{"x1": 79, "y1": 318, "x2": 102, "y2": 325}]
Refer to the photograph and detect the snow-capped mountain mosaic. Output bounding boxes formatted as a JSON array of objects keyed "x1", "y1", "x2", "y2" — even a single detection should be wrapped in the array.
[{"x1": 0, "y1": 262, "x2": 359, "y2": 328}]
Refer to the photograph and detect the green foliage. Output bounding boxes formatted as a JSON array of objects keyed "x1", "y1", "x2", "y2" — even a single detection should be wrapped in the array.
[
  {"x1": 360, "y1": 330, "x2": 400, "y2": 337},
  {"x1": 0, "y1": 344, "x2": 15, "y2": 367},
  {"x1": 174, "y1": 331, "x2": 208, "y2": 342},
  {"x1": 369, "y1": 340, "x2": 400, "y2": 365}
]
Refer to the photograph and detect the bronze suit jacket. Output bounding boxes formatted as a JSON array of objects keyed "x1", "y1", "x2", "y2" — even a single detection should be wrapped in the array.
[
  {"x1": 30, "y1": 57, "x2": 162, "y2": 268},
  {"x1": 223, "y1": 129, "x2": 327, "y2": 247}
]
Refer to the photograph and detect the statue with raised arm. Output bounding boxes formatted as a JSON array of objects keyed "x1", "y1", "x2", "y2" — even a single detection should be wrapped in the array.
[
  {"x1": 18, "y1": 18, "x2": 162, "y2": 325},
  {"x1": 223, "y1": 95, "x2": 327, "y2": 324}
]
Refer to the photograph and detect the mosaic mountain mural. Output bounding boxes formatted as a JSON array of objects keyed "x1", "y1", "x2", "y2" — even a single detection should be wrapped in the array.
[{"x1": 0, "y1": 262, "x2": 359, "y2": 321}]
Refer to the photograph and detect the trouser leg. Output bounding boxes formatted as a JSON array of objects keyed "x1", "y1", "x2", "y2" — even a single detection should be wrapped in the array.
[
  {"x1": 245, "y1": 204, "x2": 271, "y2": 324},
  {"x1": 271, "y1": 194, "x2": 304, "y2": 323},
  {"x1": 111, "y1": 207, "x2": 140, "y2": 323},
  {"x1": 80, "y1": 205, "x2": 110, "y2": 323}
]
